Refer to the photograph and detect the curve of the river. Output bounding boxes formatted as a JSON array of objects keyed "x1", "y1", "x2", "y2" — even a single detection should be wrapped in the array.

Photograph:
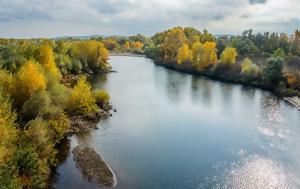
[{"x1": 53, "y1": 56, "x2": 300, "y2": 189}]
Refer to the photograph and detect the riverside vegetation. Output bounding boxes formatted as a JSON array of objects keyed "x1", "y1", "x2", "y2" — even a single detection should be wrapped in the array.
[
  {"x1": 0, "y1": 39, "x2": 112, "y2": 188},
  {"x1": 93, "y1": 27, "x2": 300, "y2": 97},
  {"x1": 145, "y1": 27, "x2": 300, "y2": 97}
]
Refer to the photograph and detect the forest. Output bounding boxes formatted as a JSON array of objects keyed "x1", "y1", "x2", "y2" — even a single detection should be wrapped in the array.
[
  {"x1": 0, "y1": 39, "x2": 111, "y2": 188},
  {"x1": 0, "y1": 26, "x2": 300, "y2": 188},
  {"x1": 89, "y1": 27, "x2": 300, "y2": 96},
  {"x1": 145, "y1": 27, "x2": 300, "y2": 97}
]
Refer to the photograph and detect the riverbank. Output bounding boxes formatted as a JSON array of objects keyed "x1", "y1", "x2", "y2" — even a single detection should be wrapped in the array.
[
  {"x1": 150, "y1": 59, "x2": 299, "y2": 98},
  {"x1": 110, "y1": 52, "x2": 145, "y2": 57},
  {"x1": 284, "y1": 96, "x2": 300, "y2": 109}
]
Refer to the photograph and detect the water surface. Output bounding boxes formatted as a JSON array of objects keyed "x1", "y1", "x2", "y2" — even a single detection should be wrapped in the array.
[{"x1": 54, "y1": 56, "x2": 300, "y2": 189}]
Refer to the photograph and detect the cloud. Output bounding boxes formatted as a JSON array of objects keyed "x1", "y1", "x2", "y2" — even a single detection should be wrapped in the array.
[
  {"x1": 249, "y1": 0, "x2": 268, "y2": 5},
  {"x1": 0, "y1": 0, "x2": 299, "y2": 38}
]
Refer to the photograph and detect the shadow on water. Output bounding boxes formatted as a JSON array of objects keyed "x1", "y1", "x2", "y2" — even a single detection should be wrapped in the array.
[
  {"x1": 190, "y1": 76, "x2": 212, "y2": 106},
  {"x1": 49, "y1": 137, "x2": 71, "y2": 188}
]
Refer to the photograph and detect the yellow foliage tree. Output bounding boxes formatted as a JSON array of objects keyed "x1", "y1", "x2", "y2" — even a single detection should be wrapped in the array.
[
  {"x1": 220, "y1": 47, "x2": 237, "y2": 64},
  {"x1": 0, "y1": 92, "x2": 17, "y2": 165},
  {"x1": 192, "y1": 42, "x2": 204, "y2": 65},
  {"x1": 0, "y1": 69, "x2": 14, "y2": 95},
  {"x1": 163, "y1": 27, "x2": 187, "y2": 61},
  {"x1": 134, "y1": 41, "x2": 144, "y2": 49},
  {"x1": 192, "y1": 42, "x2": 217, "y2": 69},
  {"x1": 124, "y1": 41, "x2": 131, "y2": 49},
  {"x1": 203, "y1": 42, "x2": 218, "y2": 65},
  {"x1": 47, "y1": 111, "x2": 70, "y2": 143},
  {"x1": 241, "y1": 57, "x2": 252, "y2": 73},
  {"x1": 177, "y1": 44, "x2": 193, "y2": 64},
  {"x1": 96, "y1": 46, "x2": 110, "y2": 70},
  {"x1": 71, "y1": 40, "x2": 110, "y2": 72},
  {"x1": 38, "y1": 42, "x2": 61, "y2": 79},
  {"x1": 15, "y1": 60, "x2": 46, "y2": 104},
  {"x1": 286, "y1": 74, "x2": 297, "y2": 87},
  {"x1": 241, "y1": 57, "x2": 261, "y2": 79},
  {"x1": 67, "y1": 77, "x2": 98, "y2": 115}
]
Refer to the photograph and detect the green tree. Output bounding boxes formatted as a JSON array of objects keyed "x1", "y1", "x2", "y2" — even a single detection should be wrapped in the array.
[{"x1": 262, "y1": 57, "x2": 284, "y2": 88}]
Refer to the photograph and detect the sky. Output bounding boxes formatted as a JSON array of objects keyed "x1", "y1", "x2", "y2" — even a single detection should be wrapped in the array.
[{"x1": 0, "y1": 0, "x2": 299, "y2": 38}]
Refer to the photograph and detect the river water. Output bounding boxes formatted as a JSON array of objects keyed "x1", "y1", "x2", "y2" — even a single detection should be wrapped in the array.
[{"x1": 53, "y1": 56, "x2": 300, "y2": 189}]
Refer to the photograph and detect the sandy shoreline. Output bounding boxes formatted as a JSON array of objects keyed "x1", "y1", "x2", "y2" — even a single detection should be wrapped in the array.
[{"x1": 284, "y1": 96, "x2": 300, "y2": 109}]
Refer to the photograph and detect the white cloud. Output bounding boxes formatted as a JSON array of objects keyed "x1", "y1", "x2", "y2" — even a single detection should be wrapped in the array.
[{"x1": 0, "y1": 0, "x2": 299, "y2": 38}]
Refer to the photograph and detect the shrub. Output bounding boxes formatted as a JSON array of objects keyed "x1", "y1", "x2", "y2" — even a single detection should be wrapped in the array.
[
  {"x1": 21, "y1": 90, "x2": 51, "y2": 122},
  {"x1": 241, "y1": 58, "x2": 261, "y2": 82},
  {"x1": 25, "y1": 118, "x2": 56, "y2": 165},
  {"x1": 47, "y1": 82, "x2": 71, "y2": 109},
  {"x1": 67, "y1": 77, "x2": 98, "y2": 115},
  {"x1": 273, "y1": 48, "x2": 285, "y2": 58},
  {"x1": 93, "y1": 89, "x2": 110, "y2": 108},
  {"x1": 42, "y1": 109, "x2": 70, "y2": 143}
]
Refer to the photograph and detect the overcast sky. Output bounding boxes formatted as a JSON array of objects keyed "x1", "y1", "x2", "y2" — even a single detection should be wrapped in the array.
[{"x1": 0, "y1": 0, "x2": 299, "y2": 38}]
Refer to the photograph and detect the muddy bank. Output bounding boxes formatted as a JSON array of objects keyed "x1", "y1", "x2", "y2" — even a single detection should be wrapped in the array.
[{"x1": 72, "y1": 146, "x2": 117, "y2": 187}]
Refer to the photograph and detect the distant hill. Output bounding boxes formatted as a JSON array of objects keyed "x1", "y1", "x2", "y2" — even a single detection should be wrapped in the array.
[{"x1": 54, "y1": 35, "x2": 104, "y2": 40}]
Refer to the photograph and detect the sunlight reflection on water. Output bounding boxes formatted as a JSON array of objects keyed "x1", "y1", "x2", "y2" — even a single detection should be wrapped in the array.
[{"x1": 216, "y1": 155, "x2": 300, "y2": 189}]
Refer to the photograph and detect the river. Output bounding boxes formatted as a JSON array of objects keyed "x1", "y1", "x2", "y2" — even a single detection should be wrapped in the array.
[{"x1": 53, "y1": 56, "x2": 300, "y2": 189}]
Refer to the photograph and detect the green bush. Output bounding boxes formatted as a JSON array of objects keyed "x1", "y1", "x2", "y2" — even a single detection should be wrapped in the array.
[{"x1": 21, "y1": 90, "x2": 51, "y2": 122}]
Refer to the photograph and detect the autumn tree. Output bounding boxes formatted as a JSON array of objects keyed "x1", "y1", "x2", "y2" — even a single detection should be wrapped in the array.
[
  {"x1": 192, "y1": 42, "x2": 204, "y2": 66},
  {"x1": 67, "y1": 77, "x2": 98, "y2": 115},
  {"x1": 0, "y1": 91, "x2": 18, "y2": 165},
  {"x1": 241, "y1": 57, "x2": 261, "y2": 81},
  {"x1": 133, "y1": 41, "x2": 144, "y2": 49},
  {"x1": 71, "y1": 40, "x2": 110, "y2": 73},
  {"x1": 191, "y1": 42, "x2": 218, "y2": 69},
  {"x1": 220, "y1": 47, "x2": 237, "y2": 64},
  {"x1": 163, "y1": 27, "x2": 187, "y2": 61},
  {"x1": 0, "y1": 69, "x2": 14, "y2": 95},
  {"x1": 37, "y1": 41, "x2": 61, "y2": 79},
  {"x1": 123, "y1": 41, "x2": 130, "y2": 50},
  {"x1": 202, "y1": 42, "x2": 218, "y2": 65},
  {"x1": 15, "y1": 60, "x2": 46, "y2": 105},
  {"x1": 177, "y1": 44, "x2": 193, "y2": 64}
]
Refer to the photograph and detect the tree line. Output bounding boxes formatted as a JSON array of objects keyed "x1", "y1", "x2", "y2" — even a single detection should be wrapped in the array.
[{"x1": 144, "y1": 27, "x2": 300, "y2": 96}]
